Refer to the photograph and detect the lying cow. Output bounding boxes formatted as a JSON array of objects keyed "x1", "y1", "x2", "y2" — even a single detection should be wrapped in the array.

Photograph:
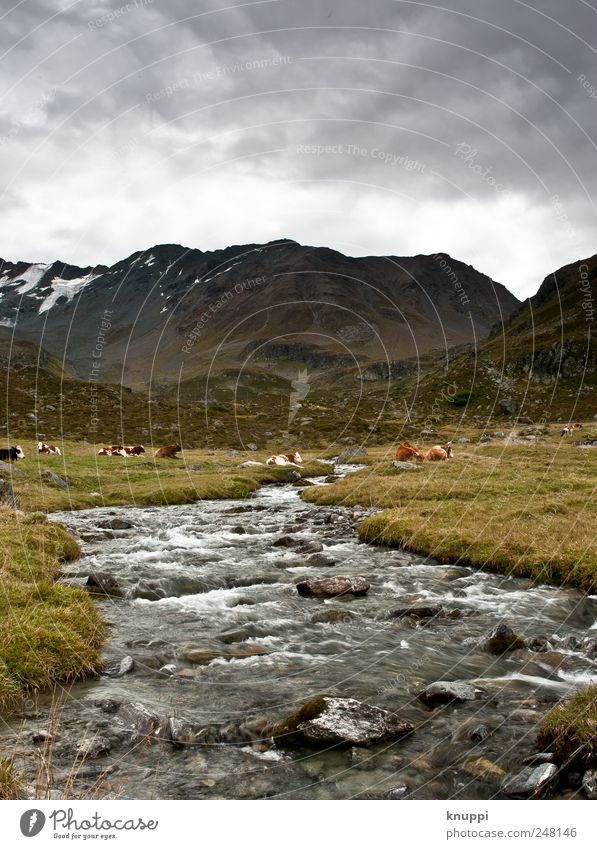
[
  {"x1": 395, "y1": 441, "x2": 425, "y2": 463},
  {"x1": 561, "y1": 423, "x2": 583, "y2": 437},
  {"x1": 98, "y1": 445, "x2": 124, "y2": 456},
  {"x1": 98, "y1": 444, "x2": 145, "y2": 456},
  {"x1": 266, "y1": 451, "x2": 303, "y2": 466},
  {"x1": 155, "y1": 443, "x2": 182, "y2": 459},
  {"x1": 0, "y1": 445, "x2": 25, "y2": 461},
  {"x1": 425, "y1": 443, "x2": 453, "y2": 461},
  {"x1": 38, "y1": 441, "x2": 61, "y2": 456}
]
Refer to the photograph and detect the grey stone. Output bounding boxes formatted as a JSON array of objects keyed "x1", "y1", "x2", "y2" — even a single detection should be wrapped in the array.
[
  {"x1": 117, "y1": 702, "x2": 170, "y2": 741},
  {"x1": 75, "y1": 735, "x2": 111, "y2": 759},
  {"x1": 419, "y1": 681, "x2": 480, "y2": 705},
  {"x1": 0, "y1": 478, "x2": 19, "y2": 508},
  {"x1": 483, "y1": 623, "x2": 525, "y2": 654},
  {"x1": 86, "y1": 572, "x2": 122, "y2": 597},
  {"x1": 391, "y1": 603, "x2": 443, "y2": 620},
  {"x1": 103, "y1": 655, "x2": 135, "y2": 678},
  {"x1": 97, "y1": 517, "x2": 133, "y2": 530},
  {"x1": 274, "y1": 696, "x2": 414, "y2": 747},
  {"x1": 41, "y1": 470, "x2": 69, "y2": 489},
  {"x1": 501, "y1": 763, "x2": 558, "y2": 799},
  {"x1": 391, "y1": 461, "x2": 420, "y2": 471},
  {"x1": 582, "y1": 769, "x2": 597, "y2": 799},
  {"x1": 296, "y1": 576, "x2": 370, "y2": 599}
]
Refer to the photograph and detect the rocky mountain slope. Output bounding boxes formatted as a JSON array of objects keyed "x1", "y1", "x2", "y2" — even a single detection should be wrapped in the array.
[
  {"x1": 0, "y1": 240, "x2": 519, "y2": 394},
  {"x1": 410, "y1": 253, "x2": 597, "y2": 422}
]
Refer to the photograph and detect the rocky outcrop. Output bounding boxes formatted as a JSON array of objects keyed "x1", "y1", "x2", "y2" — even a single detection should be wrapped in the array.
[{"x1": 273, "y1": 696, "x2": 415, "y2": 747}]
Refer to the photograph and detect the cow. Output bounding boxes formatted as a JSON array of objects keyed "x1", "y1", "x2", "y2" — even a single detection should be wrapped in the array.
[
  {"x1": 0, "y1": 445, "x2": 25, "y2": 461},
  {"x1": 155, "y1": 443, "x2": 182, "y2": 459},
  {"x1": 395, "y1": 441, "x2": 425, "y2": 463},
  {"x1": 561, "y1": 423, "x2": 583, "y2": 437},
  {"x1": 98, "y1": 445, "x2": 125, "y2": 456},
  {"x1": 266, "y1": 451, "x2": 303, "y2": 466},
  {"x1": 123, "y1": 445, "x2": 145, "y2": 456},
  {"x1": 38, "y1": 441, "x2": 61, "y2": 456},
  {"x1": 424, "y1": 443, "x2": 454, "y2": 461}
]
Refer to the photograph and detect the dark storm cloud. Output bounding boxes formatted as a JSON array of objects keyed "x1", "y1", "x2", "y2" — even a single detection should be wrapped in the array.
[{"x1": 0, "y1": 0, "x2": 595, "y2": 295}]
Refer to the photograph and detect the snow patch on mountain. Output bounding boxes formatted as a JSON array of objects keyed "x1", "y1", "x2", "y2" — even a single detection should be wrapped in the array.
[{"x1": 38, "y1": 273, "x2": 100, "y2": 314}]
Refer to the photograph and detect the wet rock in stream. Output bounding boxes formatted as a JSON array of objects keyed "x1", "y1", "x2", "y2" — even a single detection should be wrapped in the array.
[
  {"x1": 85, "y1": 572, "x2": 123, "y2": 597},
  {"x1": 483, "y1": 623, "x2": 525, "y2": 654},
  {"x1": 501, "y1": 763, "x2": 558, "y2": 798},
  {"x1": 419, "y1": 681, "x2": 481, "y2": 705},
  {"x1": 296, "y1": 576, "x2": 370, "y2": 598},
  {"x1": 273, "y1": 696, "x2": 414, "y2": 747}
]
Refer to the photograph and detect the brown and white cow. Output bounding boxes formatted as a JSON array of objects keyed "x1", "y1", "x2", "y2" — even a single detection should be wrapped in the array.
[
  {"x1": 38, "y1": 441, "x2": 61, "y2": 456},
  {"x1": 560, "y1": 423, "x2": 583, "y2": 437},
  {"x1": 98, "y1": 445, "x2": 125, "y2": 456},
  {"x1": 266, "y1": 451, "x2": 303, "y2": 466},
  {"x1": 155, "y1": 443, "x2": 182, "y2": 459},
  {"x1": 424, "y1": 443, "x2": 454, "y2": 461},
  {"x1": 395, "y1": 441, "x2": 426, "y2": 463},
  {"x1": 123, "y1": 445, "x2": 145, "y2": 456}
]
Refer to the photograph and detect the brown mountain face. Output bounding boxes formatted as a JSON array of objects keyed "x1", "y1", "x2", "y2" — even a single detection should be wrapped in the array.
[{"x1": 0, "y1": 240, "x2": 519, "y2": 394}]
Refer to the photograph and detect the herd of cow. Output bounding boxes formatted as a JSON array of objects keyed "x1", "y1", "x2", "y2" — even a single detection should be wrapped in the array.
[
  {"x1": 0, "y1": 442, "x2": 183, "y2": 462},
  {"x1": 0, "y1": 425, "x2": 586, "y2": 467}
]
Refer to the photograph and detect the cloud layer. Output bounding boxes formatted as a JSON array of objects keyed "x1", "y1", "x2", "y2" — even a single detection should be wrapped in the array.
[{"x1": 1, "y1": 0, "x2": 596, "y2": 296}]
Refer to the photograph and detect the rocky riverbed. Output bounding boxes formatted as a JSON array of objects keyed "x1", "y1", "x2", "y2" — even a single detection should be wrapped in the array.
[{"x1": 2, "y1": 464, "x2": 596, "y2": 800}]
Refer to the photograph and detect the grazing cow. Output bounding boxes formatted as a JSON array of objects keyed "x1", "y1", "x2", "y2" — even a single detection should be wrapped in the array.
[
  {"x1": 155, "y1": 443, "x2": 181, "y2": 459},
  {"x1": 38, "y1": 441, "x2": 61, "y2": 456},
  {"x1": 425, "y1": 443, "x2": 453, "y2": 462},
  {"x1": 395, "y1": 441, "x2": 425, "y2": 463},
  {"x1": 561, "y1": 423, "x2": 583, "y2": 437},
  {"x1": 266, "y1": 451, "x2": 303, "y2": 466},
  {"x1": 0, "y1": 445, "x2": 25, "y2": 461}
]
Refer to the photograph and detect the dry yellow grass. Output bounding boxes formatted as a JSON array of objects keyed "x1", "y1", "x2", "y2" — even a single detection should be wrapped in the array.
[{"x1": 303, "y1": 433, "x2": 597, "y2": 591}]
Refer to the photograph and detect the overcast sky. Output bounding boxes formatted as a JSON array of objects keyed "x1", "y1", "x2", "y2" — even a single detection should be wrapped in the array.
[{"x1": 1, "y1": 0, "x2": 596, "y2": 297}]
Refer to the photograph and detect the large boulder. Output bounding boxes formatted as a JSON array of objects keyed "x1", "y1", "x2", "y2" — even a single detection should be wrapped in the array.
[
  {"x1": 483, "y1": 623, "x2": 525, "y2": 654},
  {"x1": 296, "y1": 576, "x2": 370, "y2": 599},
  {"x1": 273, "y1": 696, "x2": 414, "y2": 747},
  {"x1": 501, "y1": 763, "x2": 558, "y2": 799}
]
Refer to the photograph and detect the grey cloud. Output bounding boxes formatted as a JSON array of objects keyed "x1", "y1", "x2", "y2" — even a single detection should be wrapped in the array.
[{"x1": 0, "y1": 0, "x2": 596, "y2": 295}]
